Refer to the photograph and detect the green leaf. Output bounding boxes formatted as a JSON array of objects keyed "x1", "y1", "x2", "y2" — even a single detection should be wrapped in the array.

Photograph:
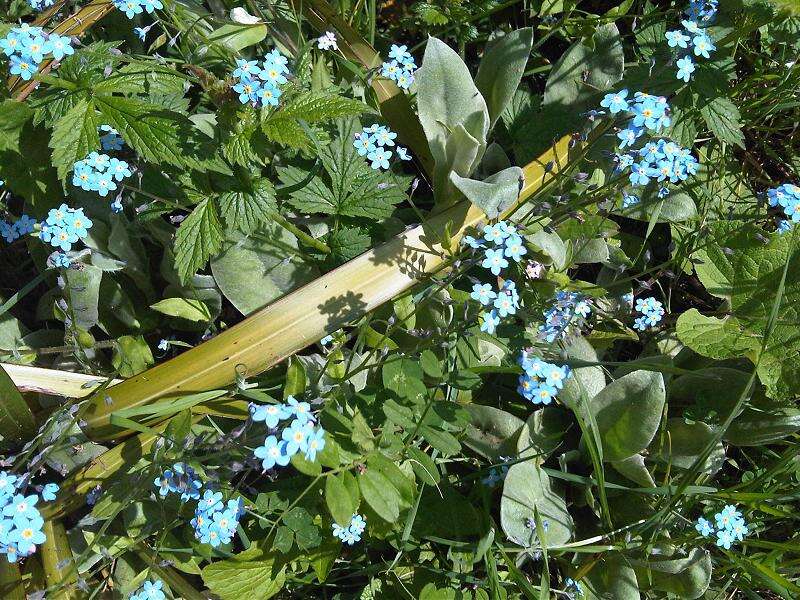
[
  {"x1": 201, "y1": 547, "x2": 285, "y2": 600},
  {"x1": 474, "y1": 28, "x2": 534, "y2": 127},
  {"x1": 558, "y1": 336, "x2": 607, "y2": 409},
  {"x1": 260, "y1": 92, "x2": 368, "y2": 150},
  {"x1": 112, "y1": 335, "x2": 154, "y2": 377},
  {"x1": 210, "y1": 223, "x2": 320, "y2": 315},
  {"x1": 94, "y1": 63, "x2": 186, "y2": 97},
  {"x1": 675, "y1": 310, "x2": 759, "y2": 359},
  {"x1": 650, "y1": 418, "x2": 725, "y2": 475},
  {"x1": 610, "y1": 454, "x2": 655, "y2": 488},
  {"x1": 218, "y1": 178, "x2": 277, "y2": 235},
  {"x1": 278, "y1": 121, "x2": 408, "y2": 220},
  {"x1": 680, "y1": 221, "x2": 800, "y2": 399},
  {"x1": 278, "y1": 91, "x2": 369, "y2": 123},
  {"x1": 49, "y1": 98, "x2": 99, "y2": 182},
  {"x1": 381, "y1": 358, "x2": 426, "y2": 402},
  {"x1": 463, "y1": 404, "x2": 524, "y2": 461},
  {"x1": 174, "y1": 199, "x2": 225, "y2": 285},
  {"x1": 359, "y1": 466, "x2": 402, "y2": 523},
  {"x1": 543, "y1": 23, "x2": 624, "y2": 108},
  {"x1": 417, "y1": 36, "x2": 489, "y2": 166},
  {"x1": 325, "y1": 474, "x2": 357, "y2": 524},
  {"x1": 0, "y1": 364, "x2": 36, "y2": 445},
  {"x1": 449, "y1": 166, "x2": 523, "y2": 219},
  {"x1": 500, "y1": 461, "x2": 573, "y2": 548},
  {"x1": 584, "y1": 555, "x2": 641, "y2": 600},
  {"x1": 635, "y1": 548, "x2": 712, "y2": 599},
  {"x1": 725, "y1": 406, "x2": 800, "y2": 446},
  {"x1": 700, "y1": 96, "x2": 745, "y2": 148},
  {"x1": 95, "y1": 95, "x2": 221, "y2": 172},
  {"x1": 406, "y1": 447, "x2": 440, "y2": 485},
  {"x1": 62, "y1": 265, "x2": 103, "y2": 331},
  {"x1": 620, "y1": 190, "x2": 697, "y2": 223},
  {"x1": 149, "y1": 298, "x2": 212, "y2": 322},
  {"x1": 207, "y1": 23, "x2": 268, "y2": 52},
  {"x1": 517, "y1": 407, "x2": 571, "y2": 461},
  {"x1": 589, "y1": 370, "x2": 665, "y2": 462},
  {"x1": 432, "y1": 124, "x2": 482, "y2": 203}
]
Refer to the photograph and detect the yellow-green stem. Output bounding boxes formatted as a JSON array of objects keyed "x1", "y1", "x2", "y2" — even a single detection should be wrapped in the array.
[
  {"x1": 0, "y1": 560, "x2": 25, "y2": 600},
  {"x1": 41, "y1": 520, "x2": 79, "y2": 600}
]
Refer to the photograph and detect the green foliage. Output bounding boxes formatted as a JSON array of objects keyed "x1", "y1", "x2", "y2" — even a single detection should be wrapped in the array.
[
  {"x1": 278, "y1": 121, "x2": 409, "y2": 220},
  {"x1": 174, "y1": 199, "x2": 225, "y2": 285},
  {"x1": 680, "y1": 221, "x2": 800, "y2": 399}
]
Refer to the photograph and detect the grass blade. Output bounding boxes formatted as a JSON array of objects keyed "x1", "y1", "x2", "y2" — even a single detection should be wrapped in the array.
[{"x1": 0, "y1": 364, "x2": 37, "y2": 444}]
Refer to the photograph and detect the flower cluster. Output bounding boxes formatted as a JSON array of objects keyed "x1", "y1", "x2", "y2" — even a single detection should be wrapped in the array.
[
  {"x1": 27, "y1": 0, "x2": 55, "y2": 10},
  {"x1": 353, "y1": 124, "x2": 410, "y2": 170},
  {"x1": 767, "y1": 183, "x2": 800, "y2": 233},
  {"x1": 633, "y1": 297, "x2": 665, "y2": 331},
  {"x1": 564, "y1": 577, "x2": 584, "y2": 599},
  {"x1": 517, "y1": 351, "x2": 573, "y2": 406},
  {"x1": 462, "y1": 221, "x2": 527, "y2": 335},
  {"x1": 332, "y1": 514, "x2": 366, "y2": 545},
  {"x1": 153, "y1": 462, "x2": 202, "y2": 502},
  {"x1": 113, "y1": 0, "x2": 162, "y2": 20},
  {"x1": 600, "y1": 90, "x2": 699, "y2": 201},
  {"x1": 129, "y1": 580, "x2": 166, "y2": 600},
  {"x1": 0, "y1": 473, "x2": 58, "y2": 563},
  {"x1": 317, "y1": 31, "x2": 338, "y2": 51},
  {"x1": 72, "y1": 152, "x2": 132, "y2": 198},
  {"x1": 665, "y1": 2, "x2": 718, "y2": 82},
  {"x1": 0, "y1": 214, "x2": 36, "y2": 245},
  {"x1": 381, "y1": 44, "x2": 416, "y2": 90},
  {"x1": 539, "y1": 291, "x2": 591, "y2": 343},
  {"x1": 39, "y1": 204, "x2": 94, "y2": 267},
  {"x1": 250, "y1": 396, "x2": 327, "y2": 470},
  {"x1": 100, "y1": 125, "x2": 125, "y2": 152},
  {"x1": 695, "y1": 504, "x2": 749, "y2": 549},
  {"x1": 1, "y1": 25, "x2": 74, "y2": 80},
  {"x1": 191, "y1": 492, "x2": 244, "y2": 548},
  {"x1": 153, "y1": 463, "x2": 245, "y2": 548},
  {"x1": 231, "y1": 49, "x2": 291, "y2": 107},
  {"x1": 481, "y1": 465, "x2": 509, "y2": 487}
]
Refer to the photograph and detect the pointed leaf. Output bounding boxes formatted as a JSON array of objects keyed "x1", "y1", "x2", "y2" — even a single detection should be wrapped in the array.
[{"x1": 475, "y1": 28, "x2": 534, "y2": 127}]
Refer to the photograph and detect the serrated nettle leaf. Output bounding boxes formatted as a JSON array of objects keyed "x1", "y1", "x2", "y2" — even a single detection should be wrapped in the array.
[
  {"x1": 174, "y1": 199, "x2": 225, "y2": 285},
  {"x1": 94, "y1": 95, "x2": 224, "y2": 173},
  {"x1": 450, "y1": 166, "x2": 523, "y2": 219},
  {"x1": 700, "y1": 96, "x2": 745, "y2": 148},
  {"x1": 474, "y1": 28, "x2": 534, "y2": 127},
  {"x1": 201, "y1": 546, "x2": 285, "y2": 600},
  {"x1": 588, "y1": 370, "x2": 665, "y2": 462},
  {"x1": 279, "y1": 120, "x2": 409, "y2": 220},
  {"x1": 49, "y1": 98, "x2": 100, "y2": 183},
  {"x1": 218, "y1": 177, "x2": 277, "y2": 235}
]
